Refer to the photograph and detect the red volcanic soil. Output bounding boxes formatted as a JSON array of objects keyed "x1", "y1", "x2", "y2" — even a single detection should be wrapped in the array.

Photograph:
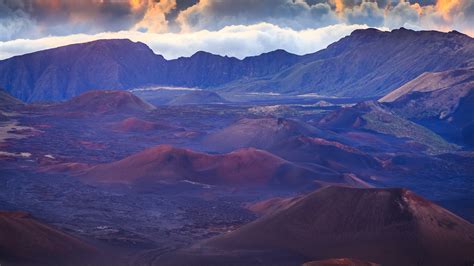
[
  {"x1": 271, "y1": 136, "x2": 381, "y2": 172},
  {"x1": 80, "y1": 145, "x2": 320, "y2": 188},
  {"x1": 39, "y1": 162, "x2": 91, "y2": 174},
  {"x1": 111, "y1": 117, "x2": 174, "y2": 132},
  {"x1": 246, "y1": 196, "x2": 302, "y2": 216},
  {"x1": 51, "y1": 90, "x2": 155, "y2": 115},
  {"x1": 0, "y1": 211, "x2": 98, "y2": 265},
  {"x1": 203, "y1": 186, "x2": 474, "y2": 266},
  {"x1": 303, "y1": 258, "x2": 380, "y2": 266},
  {"x1": 78, "y1": 140, "x2": 107, "y2": 150}
]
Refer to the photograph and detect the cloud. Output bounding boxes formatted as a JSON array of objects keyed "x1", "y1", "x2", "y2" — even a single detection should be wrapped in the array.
[
  {"x1": 175, "y1": 0, "x2": 474, "y2": 36},
  {"x1": 176, "y1": 0, "x2": 339, "y2": 31},
  {"x1": 0, "y1": 23, "x2": 372, "y2": 60},
  {"x1": 0, "y1": 1, "x2": 37, "y2": 41},
  {"x1": 0, "y1": 0, "x2": 155, "y2": 40},
  {"x1": 132, "y1": 0, "x2": 177, "y2": 33}
]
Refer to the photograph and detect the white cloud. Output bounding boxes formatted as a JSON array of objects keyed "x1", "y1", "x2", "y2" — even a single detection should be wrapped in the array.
[{"x1": 0, "y1": 22, "x2": 372, "y2": 60}]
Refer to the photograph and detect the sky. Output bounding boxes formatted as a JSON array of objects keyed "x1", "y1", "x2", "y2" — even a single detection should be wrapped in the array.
[{"x1": 0, "y1": 0, "x2": 473, "y2": 60}]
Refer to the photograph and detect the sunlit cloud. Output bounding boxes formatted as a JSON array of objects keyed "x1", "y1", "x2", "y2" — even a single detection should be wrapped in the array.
[
  {"x1": 0, "y1": 23, "x2": 372, "y2": 60},
  {"x1": 132, "y1": 0, "x2": 177, "y2": 33}
]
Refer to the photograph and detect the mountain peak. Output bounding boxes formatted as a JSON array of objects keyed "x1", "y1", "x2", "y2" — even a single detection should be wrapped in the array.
[
  {"x1": 350, "y1": 28, "x2": 383, "y2": 37},
  {"x1": 190, "y1": 51, "x2": 225, "y2": 59}
]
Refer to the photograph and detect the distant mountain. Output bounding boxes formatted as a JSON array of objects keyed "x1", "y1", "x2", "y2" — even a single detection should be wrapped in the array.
[
  {"x1": 2, "y1": 28, "x2": 473, "y2": 102},
  {"x1": 0, "y1": 40, "x2": 300, "y2": 102},
  {"x1": 189, "y1": 186, "x2": 474, "y2": 266},
  {"x1": 221, "y1": 28, "x2": 474, "y2": 97},
  {"x1": 162, "y1": 49, "x2": 300, "y2": 88}
]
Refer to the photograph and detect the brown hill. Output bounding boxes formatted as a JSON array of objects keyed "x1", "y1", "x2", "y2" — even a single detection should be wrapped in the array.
[
  {"x1": 52, "y1": 90, "x2": 155, "y2": 115},
  {"x1": 0, "y1": 211, "x2": 98, "y2": 265},
  {"x1": 80, "y1": 145, "x2": 332, "y2": 189},
  {"x1": 204, "y1": 117, "x2": 323, "y2": 152},
  {"x1": 270, "y1": 136, "x2": 381, "y2": 172},
  {"x1": 199, "y1": 186, "x2": 474, "y2": 266}
]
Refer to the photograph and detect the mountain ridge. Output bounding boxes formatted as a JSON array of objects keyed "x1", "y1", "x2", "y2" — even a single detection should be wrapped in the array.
[{"x1": 2, "y1": 28, "x2": 474, "y2": 102}]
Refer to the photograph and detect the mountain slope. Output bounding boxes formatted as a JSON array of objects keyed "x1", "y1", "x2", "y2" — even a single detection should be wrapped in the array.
[
  {"x1": 198, "y1": 186, "x2": 474, "y2": 266},
  {"x1": 380, "y1": 68, "x2": 474, "y2": 146},
  {"x1": 220, "y1": 28, "x2": 474, "y2": 97},
  {"x1": 380, "y1": 67, "x2": 474, "y2": 119}
]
